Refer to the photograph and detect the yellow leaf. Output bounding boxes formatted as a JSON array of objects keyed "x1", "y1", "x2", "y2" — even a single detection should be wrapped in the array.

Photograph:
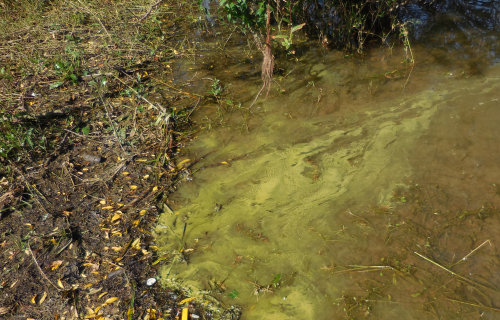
[
  {"x1": 94, "y1": 305, "x2": 102, "y2": 314},
  {"x1": 110, "y1": 212, "x2": 122, "y2": 222},
  {"x1": 220, "y1": 161, "x2": 230, "y2": 165},
  {"x1": 83, "y1": 283, "x2": 93, "y2": 289},
  {"x1": 176, "y1": 159, "x2": 191, "y2": 169},
  {"x1": 110, "y1": 230, "x2": 122, "y2": 237},
  {"x1": 111, "y1": 246, "x2": 122, "y2": 252},
  {"x1": 122, "y1": 172, "x2": 130, "y2": 176},
  {"x1": 131, "y1": 238, "x2": 141, "y2": 250},
  {"x1": 39, "y1": 291, "x2": 47, "y2": 304},
  {"x1": 130, "y1": 185, "x2": 138, "y2": 190},
  {"x1": 101, "y1": 206, "x2": 113, "y2": 210},
  {"x1": 152, "y1": 256, "x2": 167, "y2": 265},
  {"x1": 50, "y1": 260, "x2": 63, "y2": 270},
  {"x1": 99, "y1": 200, "x2": 106, "y2": 205},
  {"x1": 178, "y1": 297, "x2": 195, "y2": 305},
  {"x1": 98, "y1": 292, "x2": 107, "y2": 299},
  {"x1": 57, "y1": 279, "x2": 64, "y2": 289},
  {"x1": 132, "y1": 220, "x2": 140, "y2": 227},
  {"x1": 31, "y1": 294, "x2": 37, "y2": 304},
  {"x1": 139, "y1": 209, "x2": 147, "y2": 215},
  {"x1": 181, "y1": 307, "x2": 189, "y2": 320},
  {"x1": 152, "y1": 186, "x2": 158, "y2": 192},
  {"x1": 104, "y1": 297, "x2": 119, "y2": 305}
]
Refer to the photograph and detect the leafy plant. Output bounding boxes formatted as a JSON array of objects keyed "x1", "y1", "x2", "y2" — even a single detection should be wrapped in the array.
[
  {"x1": 208, "y1": 78, "x2": 223, "y2": 100},
  {"x1": 0, "y1": 113, "x2": 45, "y2": 162},
  {"x1": 227, "y1": 289, "x2": 239, "y2": 299}
]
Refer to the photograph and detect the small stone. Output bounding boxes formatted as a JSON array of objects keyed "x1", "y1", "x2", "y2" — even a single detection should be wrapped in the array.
[{"x1": 146, "y1": 278, "x2": 157, "y2": 286}]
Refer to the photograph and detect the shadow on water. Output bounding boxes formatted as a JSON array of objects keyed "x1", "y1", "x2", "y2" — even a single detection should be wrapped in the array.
[{"x1": 156, "y1": 3, "x2": 500, "y2": 319}]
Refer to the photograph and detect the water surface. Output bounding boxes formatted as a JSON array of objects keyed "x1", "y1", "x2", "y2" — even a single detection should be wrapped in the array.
[{"x1": 157, "y1": 41, "x2": 500, "y2": 319}]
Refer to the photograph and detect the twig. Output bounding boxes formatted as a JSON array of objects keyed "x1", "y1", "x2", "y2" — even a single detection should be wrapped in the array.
[
  {"x1": 27, "y1": 242, "x2": 61, "y2": 291},
  {"x1": 402, "y1": 64, "x2": 414, "y2": 89},
  {"x1": 333, "y1": 265, "x2": 395, "y2": 274},
  {"x1": 139, "y1": 0, "x2": 164, "y2": 22},
  {"x1": 450, "y1": 240, "x2": 492, "y2": 268},
  {"x1": 113, "y1": 75, "x2": 168, "y2": 113},
  {"x1": 150, "y1": 76, "x2": 202, "y2": 99},
  {"x1": 63, "y1": 129, "x2": 105, "y2": 144},
  {"x1": 445, "y1": 297, "x2": 500, "y2": 312},
  {"x1": 102, "y1": 98, "x2": 126, "y2": 153},
  {"x1": 414, "y1": 251, "x2": 496, "y2": 291}
]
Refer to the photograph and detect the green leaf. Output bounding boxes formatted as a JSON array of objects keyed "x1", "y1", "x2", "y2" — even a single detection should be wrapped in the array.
[
  {"x1": 81, "y1": 125, "x2": 90, "y2": 135},
  {"x1": 49, "y1": 81, "x2": 64, "y2": 89},
  {"x1": 291, "y1": 23, "x2": 306, "y2": 33},
  {"x1": 227, "y1": 289, "x2": 239, "y2": 299},
  {"x1": 272, "y1": 273, "x2": 281, "y2": 287}
]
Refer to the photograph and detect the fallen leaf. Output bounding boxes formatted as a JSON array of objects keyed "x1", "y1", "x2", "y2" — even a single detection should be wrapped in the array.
[
  {"x1": 110, "y1": 212, "x2": 122, "y2": 222},
  {"x1": 101, "y1": 206, "x2": 113, "y2": 210},
  {"x1": 152, "y1": 256, "x2": 166, "y2": 266},
  {"x1": 98, "y1": 292, "x2": 108, "y2": 299},
  {"x1": 122, "y1": 172, "x2": 130, "y2": 176},
  {"x1": 104, "y1": 297, "x2": 119, "y2": 305},
  {"x1": 31, "y1": 295, "x2": 37, "y2": 304},
  {"x1": 94, "y1": 305, "x2": 102, "y2": 314},
  {"x1": 99, "y1": 200, "x2": 106, "y2": 205},
  {"x1": 178, "y1": 297, "x2": 195, "y2": 305},
  {"x1": 110, "y1": 230, "x2": 122, "y2": 237},
  {"x1": 111, "y1": 246, "x2": 122, "y2": 252},
  {"x1": 88, "y1": 287, "x2": 103, "y2": 295},
  {"x1": 176, "y1": 159, "x2": 191, "y2": 169},
  {"x1": 0, "y1": 307, "x2": 9, "y2": 315},
  {"x1": 39, "y1": 291, "x2": 47, "y2": 304},
  {"x1": 50, "y1": 260, "x2": 63, "y2": 270},
  {"x1": 130, "y1": 185, "x2": 138, "y2": 190},
  {"x1": 139, "y1": 209, "x2": 147, "y2": 215},
  {"x1": 152, "y1": 186, "x2": 158, "y2": 192},
  {"x1": 57, "y1": 279, "x2": 64, "y2": 289},
  {"x1": 131, "y1": 238, "x2": 141, "y2": 250}
]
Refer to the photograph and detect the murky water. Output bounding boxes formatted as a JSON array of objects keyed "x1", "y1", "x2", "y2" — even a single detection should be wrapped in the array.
[{"x1": 157, "y1": 34, "x2": 500, "y2": 319}]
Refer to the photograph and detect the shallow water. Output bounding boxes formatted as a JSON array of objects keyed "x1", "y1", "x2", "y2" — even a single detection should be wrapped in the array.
[{"x1": 157, "y1": 40, "x2": 500, "y2": 319}]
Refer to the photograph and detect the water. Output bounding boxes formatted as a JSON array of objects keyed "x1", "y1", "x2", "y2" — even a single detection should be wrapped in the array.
[{"x1": 156, "y1": 32, "x2": 500, "y2": 319}]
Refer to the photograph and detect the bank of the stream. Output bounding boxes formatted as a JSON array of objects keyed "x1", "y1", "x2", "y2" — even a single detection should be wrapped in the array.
[{"x1": 0, "y1": 1, "x2": 241, "y2": 319}]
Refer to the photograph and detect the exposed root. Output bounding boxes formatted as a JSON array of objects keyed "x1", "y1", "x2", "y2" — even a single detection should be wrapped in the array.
[{"x1": 249, "y1": 1, "x2": 274, "y2": 108}]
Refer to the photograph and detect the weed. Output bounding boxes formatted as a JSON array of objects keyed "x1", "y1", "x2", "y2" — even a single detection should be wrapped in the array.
[
  {"x1": 208, "y1": 77, "x2": 223, "y2": 101},
  {"x1": 0, "y1": 113, "x2": 46, "y2": 162}
]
